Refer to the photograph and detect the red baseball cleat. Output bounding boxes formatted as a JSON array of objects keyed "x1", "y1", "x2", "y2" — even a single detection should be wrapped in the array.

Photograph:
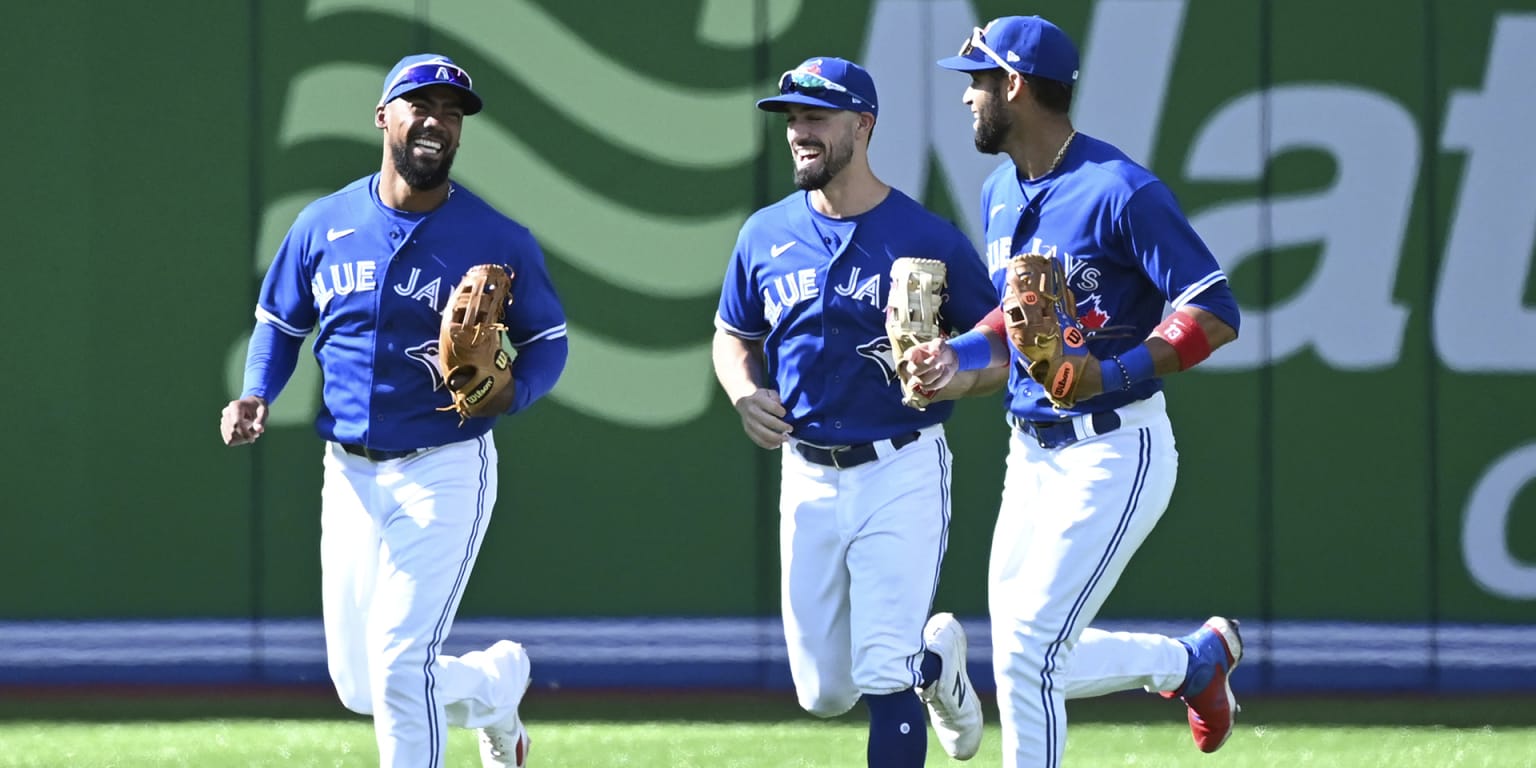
[{"x1": 1167, "y1": 617, "x2": 1243, "y2": 753}]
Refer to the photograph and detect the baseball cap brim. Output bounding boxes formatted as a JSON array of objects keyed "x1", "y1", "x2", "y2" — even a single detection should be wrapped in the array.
[
  {"x1": 936, "y1": 53, "x2": 1001, "y2": 72},
  {"x1": 756, "y1": 92, "x2": 871, "y2": 113}
]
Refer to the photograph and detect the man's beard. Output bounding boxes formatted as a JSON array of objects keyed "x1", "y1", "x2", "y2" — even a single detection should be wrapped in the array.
[
  {"x1": 793, "y1": 137, "x2": 853, "y2": 191},
  {"x1": 973, "y1": 98, "x2": 1012, "y2": 154},
  {"x1": 390, "y1": 137, "x2": 456, "y2": 190}
]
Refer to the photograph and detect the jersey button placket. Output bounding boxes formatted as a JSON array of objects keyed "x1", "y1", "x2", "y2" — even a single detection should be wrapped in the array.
[{"x1": 371, "y1": 226, "x2": 410, "y2": 431}]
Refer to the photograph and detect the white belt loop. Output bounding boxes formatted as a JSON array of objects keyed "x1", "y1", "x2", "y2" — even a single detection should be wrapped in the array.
[
  {"x1": 872, "y1": 432, "x2": 903, "y2": 460},
  {"x1": 1071, "y1": 414, "x2": 1093, "y2": 442}
]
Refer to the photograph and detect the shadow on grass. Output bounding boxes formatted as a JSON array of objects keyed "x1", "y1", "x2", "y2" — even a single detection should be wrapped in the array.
[{"x1": 2, "y1": 685, "x2": 1532, "y2": 729}]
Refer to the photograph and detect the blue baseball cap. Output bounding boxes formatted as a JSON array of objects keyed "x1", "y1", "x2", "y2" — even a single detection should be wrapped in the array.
[
  {"x1": 379, "y1": 53, "x2": 484, "y2": 115},
  {"x1": 937, "y1": 16, "x2": 1080, "y2": 84},
  {"x1": 756, "y1": 57, "x2": 879, "y2": 116}
]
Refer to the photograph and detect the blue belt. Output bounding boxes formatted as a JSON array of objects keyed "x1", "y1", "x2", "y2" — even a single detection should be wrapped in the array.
[
  {"x1": 1010, "y1": 410, "x2": 1122, "y2": 450},
  {"x1": 341, "y1": 443, "x2": 424, "y2": 462},
  {"x1": 795, "y1": 431, "x2": 921, "y2": 470}
]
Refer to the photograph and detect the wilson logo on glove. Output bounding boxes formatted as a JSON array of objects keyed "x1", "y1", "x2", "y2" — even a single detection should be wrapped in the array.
[
  {"x1": 1050, "y1": 362, "x2": 1078, "y2": 401},
  {"x1": 1063, "y1": 327, "x2": 1085, "y2": 348},
  {"x1": 464, "y1": 376, "x2": 496, "y2": 407}
]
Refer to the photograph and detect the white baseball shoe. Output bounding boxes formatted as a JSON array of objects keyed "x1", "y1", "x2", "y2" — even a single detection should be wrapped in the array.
[
  {"x1": 478, "y1": 641, "x2": 532, "y2": 767},
  {"x1": 915, "y1": 613, "x2": 983, "y2": 760},
  {"x1": 478, "y1": 711, "x2": 529, "y2": 767}
]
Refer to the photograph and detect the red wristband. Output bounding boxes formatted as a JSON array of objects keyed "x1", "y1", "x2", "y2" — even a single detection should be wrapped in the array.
[
  {"x1": 976, "y1": 306, "x2": 1007, "y2": 337},
  {"x1": 1153, "y1": 311, "x2": 1213, "y2": 370}
]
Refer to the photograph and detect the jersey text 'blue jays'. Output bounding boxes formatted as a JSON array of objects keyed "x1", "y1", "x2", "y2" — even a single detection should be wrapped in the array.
[
  {"x1": 717, "y1": 189, "x2": 995, "y2": 444},
  {"x1": 249, "y1": 174, "x2": 568, "y2": 450},
  {"x1": 980, "y1": 133, "x2": 1239, "y2": 419}
]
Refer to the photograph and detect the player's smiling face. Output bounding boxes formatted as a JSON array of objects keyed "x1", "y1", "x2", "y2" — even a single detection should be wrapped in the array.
[
  {"x1": 377, "y1": 85, "x2": 465, "y2": 190},
  {"x1": 782, "y1": 104, "x2": 859, "y2": 191}
]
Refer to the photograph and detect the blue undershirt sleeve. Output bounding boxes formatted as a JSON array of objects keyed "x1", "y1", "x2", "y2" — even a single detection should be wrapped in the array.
[
  {"x1": 509, "y1": 335, "x2": 570, "y2": 414},
  {"x1": 240, "y1": 322, "x2": 304, "y2": 403}
]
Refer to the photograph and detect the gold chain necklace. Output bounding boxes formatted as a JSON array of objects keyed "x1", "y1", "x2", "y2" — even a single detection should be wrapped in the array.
[{"x1": 1031, "y1": 129, "x2": 1076, "y2": 180}]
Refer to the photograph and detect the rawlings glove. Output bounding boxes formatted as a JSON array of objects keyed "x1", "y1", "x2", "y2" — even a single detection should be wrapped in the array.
[
  {"x1": 1001, "y1": 252, "x2": 1094, "y2": 408},
  {"x1": 437, "y1": 264, "x2": 515, "y2": 424},
  {"x1": 885, "y1": 257, "x2": 948, "y2": 410}
]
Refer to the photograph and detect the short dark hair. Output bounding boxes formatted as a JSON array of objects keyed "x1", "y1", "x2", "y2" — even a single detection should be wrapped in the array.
[{"x1": 1023, "y1": 75, "x2": 1073, "y2": 114}]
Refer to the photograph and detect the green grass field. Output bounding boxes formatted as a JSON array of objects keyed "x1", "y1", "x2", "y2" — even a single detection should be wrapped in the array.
[{"x1": 0, "y1": 689, "x2": 1532, "y2": 767}]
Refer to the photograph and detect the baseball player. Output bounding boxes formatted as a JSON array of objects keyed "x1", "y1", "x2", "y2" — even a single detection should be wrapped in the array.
[
  {"x1": 904, "y1": 16, "x2": 1245, "y2": 767},
  {"x1": 219, "y1": 53, "x2": 568, "y2": 768},
  {"x1": 712, "y1": 57, "x2": 1004, "y2": 766}
]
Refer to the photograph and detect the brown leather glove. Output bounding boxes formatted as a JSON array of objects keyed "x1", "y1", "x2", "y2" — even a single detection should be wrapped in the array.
[
  {"x1": 437, "y1": 264, "x2": 515, "y2": 424},
  {"x1": 1001, "y1": 252, "x2": 1093, "y2": 407}
]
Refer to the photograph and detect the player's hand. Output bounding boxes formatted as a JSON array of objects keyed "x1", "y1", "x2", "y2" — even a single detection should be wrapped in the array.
[
  {"x1": 221, "y1": 396, "x2": 269, "y2": 446},
  {"x1": 903, "y1": 339, "x2": 959, "y2": 392},
  {"x1": 732, "y1": 388, "x2": 792, "y2": 449}
]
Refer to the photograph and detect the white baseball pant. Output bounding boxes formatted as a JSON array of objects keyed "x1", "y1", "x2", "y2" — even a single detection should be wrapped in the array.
[
  {"x1": 779, "y1": 424, "x2": 953, "y2": 717},
  {"x1": 320, "y1": 433, "x2": 525, "y2": 768},
  {"x1": 990, "y1": 393, "x2": 1191, "y2": 767}
]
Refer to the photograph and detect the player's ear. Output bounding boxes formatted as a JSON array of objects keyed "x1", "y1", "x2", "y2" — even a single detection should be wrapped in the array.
[
  {"x1": 1005, "y1": 71, "x2": 1028, "y2": 102},
  {"x1": 374, "y1": 104, "x2": 388, "y2": 129},
  {"x1": 858, "y1": 112, "x2": 876, "y2": 139}
]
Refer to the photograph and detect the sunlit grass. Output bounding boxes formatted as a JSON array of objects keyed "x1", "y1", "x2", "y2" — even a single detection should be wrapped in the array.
[{"x1": 0, "y1": 692, "x2": 1531, "y2": 767}]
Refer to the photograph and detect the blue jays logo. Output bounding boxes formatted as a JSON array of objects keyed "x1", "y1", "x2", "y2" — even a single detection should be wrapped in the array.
[
  {"x1": 406, "y1": 339, "x2": 446, "y2": 390},
  {"x1": 857, "y1": 336, "x2": 899, "y2": 386},
  {"x1": 1077, "y1": 294, "x2": 1113, "y2": 329}
]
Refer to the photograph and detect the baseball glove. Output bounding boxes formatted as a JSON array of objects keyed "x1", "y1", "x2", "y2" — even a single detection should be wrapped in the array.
[
  {"x1": 437, "y1": 264, "x2": 515, "y2": 424},
  {"x1": 1001, "y1": 252, "x2": 1093, "y2": 408},
  {"x1": 885, "y1": 257, "x2": 948, "y2": 410}
]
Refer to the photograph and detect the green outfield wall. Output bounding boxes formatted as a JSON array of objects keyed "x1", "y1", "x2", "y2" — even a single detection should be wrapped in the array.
[{"x1": 6, "y1": 0, "x2": 1534, "y2": 640}]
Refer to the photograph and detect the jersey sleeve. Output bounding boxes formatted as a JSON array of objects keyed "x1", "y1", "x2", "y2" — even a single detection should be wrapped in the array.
[
  {"x1": 1119, "y1": 181, "x2": 1239, "y2": 328},
  {"x1": 503, "y1": 229, "x2": 568, "y2": 348},
  {"x1": 714, "y1": 229, "x2": 766, "y2": 339},
  {"x1": 501, "y1": 229, "x2": 569, "y2": 413},
  {"x1": 254, "y1": 225, "x2": 318, "y2": 337}
]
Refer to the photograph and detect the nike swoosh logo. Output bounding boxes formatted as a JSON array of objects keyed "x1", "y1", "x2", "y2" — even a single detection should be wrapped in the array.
[
  {"x1": 327, "y1": 227, "x2": 356, "y2": 242},
  {"x1": 770, "y1": 241, "x2": 796, "y2": 258},
  {"x1": 989, "y1": 204, "x2": 1007, "y2": 219}
]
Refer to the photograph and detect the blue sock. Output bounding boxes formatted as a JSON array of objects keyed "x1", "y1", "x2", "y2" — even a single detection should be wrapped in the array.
[
  {"x1": 918, "y1": 650, "x2": 942, "y2": 688},
  {"x1": 1177, "y1": 638, "x2": 1209, "y2": 697},
  {"x1": 865, "y1": 690, "x2": 927, "y2": 767}
]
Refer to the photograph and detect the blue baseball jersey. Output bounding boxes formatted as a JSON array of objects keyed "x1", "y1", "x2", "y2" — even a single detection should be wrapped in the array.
[
  {"x1": 716, "y1": 189, "x2": 996, "y2": 445},
  {"x1": 251, "y1": 174, "x2": 568, "y2": 451},
  {"x1": 980, "y1": 133, "x2": 1238, "y2": 421}
]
